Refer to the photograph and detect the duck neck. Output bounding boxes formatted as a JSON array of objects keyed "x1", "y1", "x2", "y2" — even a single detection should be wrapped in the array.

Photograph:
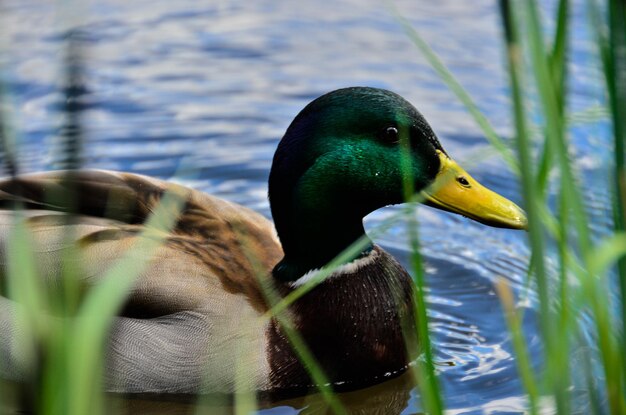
[
  {"x1": 272, "y1": 212, "x2": 373, "y2": 282},
  {"x1": 270, "y1": 187, "x2": 373, "y2": 282}
]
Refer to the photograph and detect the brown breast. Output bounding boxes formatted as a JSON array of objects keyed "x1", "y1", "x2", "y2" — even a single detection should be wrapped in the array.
[{"x1": 266, "y1": 246, "x2": 417, "y2": 394}]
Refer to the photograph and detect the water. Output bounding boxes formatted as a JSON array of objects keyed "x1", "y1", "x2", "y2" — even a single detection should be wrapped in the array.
[{"x1": 0, "y1": 0, "x2": 610, "y2": 414}]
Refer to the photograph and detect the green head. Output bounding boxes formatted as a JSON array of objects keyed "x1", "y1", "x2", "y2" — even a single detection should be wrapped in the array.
[{"x1": 269, "y1": 87, "x2": 525, "y2": 280}]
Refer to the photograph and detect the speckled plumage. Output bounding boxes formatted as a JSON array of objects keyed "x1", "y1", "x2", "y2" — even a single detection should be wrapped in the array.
[{"x1": 0, "y1": 170, "x2": 282, "y2": 393}]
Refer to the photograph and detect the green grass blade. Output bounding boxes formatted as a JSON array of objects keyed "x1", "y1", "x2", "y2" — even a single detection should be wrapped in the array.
[
  {"x1": 587, "y1": 0, "x2": 626, "y2": 400},
  {"x1": 399, "y1": 126, "x2": 443, "y2": 414},
  {"x1": 5, "y1": 212, "x2": 52, "y2": 413},
  {"x1": 550, "y1": 0, "x2": 569, "y2": 111},
  {"x1": 581, "y1": 336, "x2": 605, "y2": 415},
  {"x1": 498, "y1": 2, "x2": 546, "y2": 412},
  {"x1": 495, "y1": 279, "x2": 539, "y2": 415},
  {"x1": 548, "y1": 2, "x2": 573, "y2": 413},
  {"x1": 523, "y1": 0, "x2": 590, "y2": 250},
  {"x1": 238, "y1": 236, "x2": 347, "y2": 415},
  {"x1": 67, "y1": 188, "x2": 187, "y2": 415},
  {"x1": 387, "y1": 1, "x2": 519, "y2": 174},
  {"x1": 234, "y1": 340, "x2": 258, "y2": 415},
  {"x1": 606, "y1": 0, "x2": 626, "y2": 390},
  {"x1": 587, "y1": 233, "x2": 626, "y2": 276}
]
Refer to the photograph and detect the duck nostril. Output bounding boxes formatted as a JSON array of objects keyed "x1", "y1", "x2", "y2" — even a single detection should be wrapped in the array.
[{"x1": 457, "y1": 176, "x2": 470, "y2": 187}]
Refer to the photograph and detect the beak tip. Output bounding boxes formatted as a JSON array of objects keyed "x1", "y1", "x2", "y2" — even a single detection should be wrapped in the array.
[
  {"x1": 516, "y1": 217, "x2": 529, "y2": 231},
  {"x1": 487, "y1": 206, "x2": 527, "y2": 230},
  {"x1": 485, "y1": 214, "x2": 527, "y2": 231},
  {"x1": 511, "y1": 209, "x2": 528, "y2": 231}
]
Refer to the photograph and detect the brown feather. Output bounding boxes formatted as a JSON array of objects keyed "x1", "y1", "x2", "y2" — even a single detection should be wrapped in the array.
[
  {"x1": 0, "y1": 170, "x2": 283, "y2": 313},
  {"x1": 267, "y1": 246, "x2": 416, "y2": 393},
  {"x1": 0, "y1": 170, "x2": 283, "y2": 392}
]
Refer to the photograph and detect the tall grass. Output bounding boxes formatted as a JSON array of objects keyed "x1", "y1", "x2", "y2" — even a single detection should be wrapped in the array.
[
  {"x1": 1, "y1": 1, "x2": 625, "y2": 414},
  {"x1": 501, "y1": 1, "x2": 626, "y2": 413},
  {"x1": 399, "y1": 0, "x2": 626, "y2": 413},
  {"x1": 1, "y1": 33, "x2": 189, "y2": 415}
]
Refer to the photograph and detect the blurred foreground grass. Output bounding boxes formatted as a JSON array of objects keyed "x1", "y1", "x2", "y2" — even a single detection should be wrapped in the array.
[
  {"x1": 397, "y1": 0, "x2": 626, "y2": 413},
  {"x1": 1, "y1": 0, "x2": 625, "y2": 414}
]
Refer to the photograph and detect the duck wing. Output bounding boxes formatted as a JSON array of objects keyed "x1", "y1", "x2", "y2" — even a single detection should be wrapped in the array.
[{"x1": 0, "y1": 170, "x2": 283, "y2": 392}]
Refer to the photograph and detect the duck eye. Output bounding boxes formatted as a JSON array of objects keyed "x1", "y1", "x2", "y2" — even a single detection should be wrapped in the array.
[
  {"x1": 457, "y1": 176, "x2": 470, "y2": 187},
  {"x1": 380, "y1": 126, "x2": 399, "y2": 143}
]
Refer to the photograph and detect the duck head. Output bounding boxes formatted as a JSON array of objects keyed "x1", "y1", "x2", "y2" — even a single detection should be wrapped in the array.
[{"x1": 269, "y1": 87, "x2": 526, "y2": 281}]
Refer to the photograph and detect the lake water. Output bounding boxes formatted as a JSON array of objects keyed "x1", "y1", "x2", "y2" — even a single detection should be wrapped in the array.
[{"x1": 0, "y1": 0, "x2": 610, "y2": 414}]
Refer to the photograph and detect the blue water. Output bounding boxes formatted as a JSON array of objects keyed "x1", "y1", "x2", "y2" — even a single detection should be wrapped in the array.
[{"x1": 0, "y1": 0, "x2": 611, "y2": 413}]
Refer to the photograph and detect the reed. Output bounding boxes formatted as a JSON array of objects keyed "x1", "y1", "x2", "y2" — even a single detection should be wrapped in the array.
[
  {"x1": 1, "y1": 1, "x2": 624, "y2": 414},
  {"x1": 403, "y1": 0, "x2": 626, "y2": 413}
]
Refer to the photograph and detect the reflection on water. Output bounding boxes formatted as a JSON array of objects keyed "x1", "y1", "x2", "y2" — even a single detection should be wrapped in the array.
[
  {"x1": 111, "y1": 373, "x2": 416, "y2": 415},
  {"x1": 1, "y1": 0, "x2": 608, "y2": 413}
]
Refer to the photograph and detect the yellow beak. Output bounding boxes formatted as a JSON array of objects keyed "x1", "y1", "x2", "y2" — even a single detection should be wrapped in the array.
[{"x1": 421, "y1": 150, "x2": 527, "y2": 230}]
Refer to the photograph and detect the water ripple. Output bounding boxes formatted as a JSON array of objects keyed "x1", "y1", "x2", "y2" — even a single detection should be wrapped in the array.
[{"x1": 1, "y1": 0, "x2": 609, "y2": 413}]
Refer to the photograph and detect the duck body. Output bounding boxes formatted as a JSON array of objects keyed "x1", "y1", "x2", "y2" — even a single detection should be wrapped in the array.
[
  {"x1": 0, "y1": 170, "x2": 414, "y2": 394},
  {"x1": 269, "y1": 246, "x2": 415, "y2": 392},
  {"x1": 0, "y1": 87, "x2": 526, "y2": 394},
  {"x1": 0, "y1": 170, "x2": 281, "y2": 393}
]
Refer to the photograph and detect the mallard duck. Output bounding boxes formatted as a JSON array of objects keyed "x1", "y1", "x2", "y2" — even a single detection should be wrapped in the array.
[{"x1": 0, "y1": 87, "x2": 526, "y2": 395}]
